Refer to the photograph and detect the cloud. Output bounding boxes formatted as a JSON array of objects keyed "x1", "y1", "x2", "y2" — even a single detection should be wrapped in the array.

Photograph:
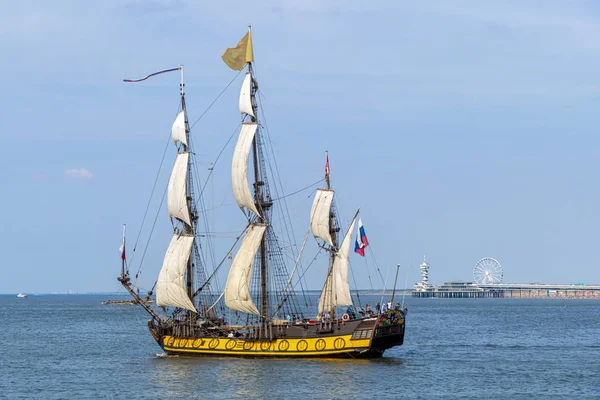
[{"x1": 65, "y1": 168, "x2": 93, "y2": 180}]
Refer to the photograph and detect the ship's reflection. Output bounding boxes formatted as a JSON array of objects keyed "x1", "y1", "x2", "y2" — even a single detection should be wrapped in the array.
[{"x1": 149, "y1": 354, "x2": 406, "y2": 398}]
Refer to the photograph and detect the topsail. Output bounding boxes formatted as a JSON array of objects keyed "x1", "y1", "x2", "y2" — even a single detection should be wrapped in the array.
[
  {"x1": 171, "y1": 111, "x2": 187, "y2": 146},
  {"x1": 167, "y1": 152, "x2": 192, "y2": 226},
  {"x1": 239, "y1": 73, "x2": 255, "y2": 117},
  {"x1": 309, "y1": 189, "x2": 334, "y2": 247},
  {"x1": 231, "y1": 122, "x2": 260, "y2": 217}
]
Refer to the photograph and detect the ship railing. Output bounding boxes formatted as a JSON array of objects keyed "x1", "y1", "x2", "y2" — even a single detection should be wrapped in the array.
[{"x1": 374, "y1": 324, "x2": 402, "y2": 338}]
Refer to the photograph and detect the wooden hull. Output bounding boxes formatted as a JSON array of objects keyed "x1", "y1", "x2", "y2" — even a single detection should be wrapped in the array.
[{"x1": 150, "y1": 315, "x2": 405, "y2": 359}]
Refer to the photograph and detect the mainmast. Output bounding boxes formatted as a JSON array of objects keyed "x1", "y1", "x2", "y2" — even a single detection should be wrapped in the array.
[
  {"x1": 225, "y1": 27, "x2": 303, "y2": 331},
  {"x1": 120, "y1": 65, "x2": 206, "y2": 322},
  {"x1": 247, "y1": 56, "x2": 270, "y2": 323}
]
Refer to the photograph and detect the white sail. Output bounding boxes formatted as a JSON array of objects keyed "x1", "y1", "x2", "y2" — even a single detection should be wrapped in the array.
[
  {"x1": 239, "y1": 72, "x2": 255, "y2": 117},
  {"x1": 167, "y1": 152, "x2": 192, "y2": 226},
  {"x1": 318, "y1": 271, "x2": 334, "y2": 315},
  {"x1": 224, "y1": 223, "x2": 266, "y2": 315},
  {"x1": 171, "y1": 111, "x2": 187, "y2": 147},
  {"x1": 309, "y1": 189, "x2": 334, "y2": 247},
  {"x1": 231, "y1": 122, "x2": 260, "y2": 217},
  {"x1": 156, "y1": 234, "x2": 196, "y2": 312},
  {"x1": 318, "y1": 215, "x2": 358, "y2": 314}
]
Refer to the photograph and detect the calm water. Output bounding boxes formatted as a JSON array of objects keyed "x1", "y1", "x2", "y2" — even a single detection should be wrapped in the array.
[{"x1": 2, "y1": 294, "x2": 599, "y2": 399}]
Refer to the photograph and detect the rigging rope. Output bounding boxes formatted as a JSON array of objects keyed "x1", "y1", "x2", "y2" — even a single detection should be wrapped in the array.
[
  {"x1": 271, "y1": 179, "x2": 324, "y2": 202},
  {"x1": 256, "y1": 88, "x2": 312, "y2": 303},
  {"x1": 188, "y1": 70, "x2": 242, "y2": 131},
  {"x1": 129, "y1": 101, "x2": 181, "y2": 275},
  {"x1": 273, "y1": 247, "x2": 324, "y2": 309},
  {"x1": 134, "y1": 176, "x2": 169, "y2": 280},
  {"x1": 191, "y1": 225, "x2": 249, "y2": 299},
  {"x1": 367, "y1": 244, "x2": 386, "y2": 288},
  {"x1": 193, "y1": 123, "x2": 239, "y2": 209},
  {"x1": 363, "y1": 255, "x2": 375, "y2": 290},
  {"x1": 349, "y1": 260, "x2": 363, "y2": 309},
  {"x1": 271, "y1": 227, "x2": 311, "y2": 316},
  {"x1": 130, "y1": 71, "x2": 241, "y2": 286}
]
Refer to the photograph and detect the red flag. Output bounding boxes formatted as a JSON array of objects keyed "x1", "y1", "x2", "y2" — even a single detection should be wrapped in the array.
[
  {"x1": 119, "y1": 224, "x2": 126, "y2": 261},
  {"x1": 325, "y1": 153, "x2": 330, "y2": 178}
]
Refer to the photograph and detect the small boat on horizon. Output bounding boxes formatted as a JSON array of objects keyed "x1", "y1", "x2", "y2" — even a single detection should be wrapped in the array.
[{"x1": 16, "y1": 293, "x2": 27, "y2": 298}]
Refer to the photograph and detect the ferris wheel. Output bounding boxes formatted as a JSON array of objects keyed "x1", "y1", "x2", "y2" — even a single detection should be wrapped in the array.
[{"x1": 473, "y1": 258, "x2": 503, "y2": 284}]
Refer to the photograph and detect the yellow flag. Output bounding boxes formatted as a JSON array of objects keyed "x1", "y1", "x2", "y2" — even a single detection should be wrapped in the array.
[{"x1": 222, "y1": 30, "x2": 254, "y2": 71}]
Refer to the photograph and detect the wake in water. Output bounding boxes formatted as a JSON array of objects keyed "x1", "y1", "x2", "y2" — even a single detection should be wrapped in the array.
[{"x1": 155, "y1": 352, "x2": 178, "y2": 358}]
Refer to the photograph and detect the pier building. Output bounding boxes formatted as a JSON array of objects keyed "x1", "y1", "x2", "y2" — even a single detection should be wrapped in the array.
[{"x1": 411, "y1": 257, "x2": 600, "y2": 299}]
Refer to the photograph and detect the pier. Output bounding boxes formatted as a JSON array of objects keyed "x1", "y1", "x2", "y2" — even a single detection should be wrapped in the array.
[
  {"x1": 412, "y1": 281, "x2": 600, "y2": 299},
  {"x1": 411, "y1": 257, "x2": 600, "y2": 299}
]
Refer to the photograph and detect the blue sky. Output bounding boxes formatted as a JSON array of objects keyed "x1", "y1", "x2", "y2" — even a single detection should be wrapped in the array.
[{"x1": 2, "y1": 0, "x2": 600, "y2": 293}]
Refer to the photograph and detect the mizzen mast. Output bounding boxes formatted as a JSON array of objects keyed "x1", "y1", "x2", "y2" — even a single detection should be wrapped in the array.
[{"x1": 325, "y1": 152, "x2": 339, "y2": 318}]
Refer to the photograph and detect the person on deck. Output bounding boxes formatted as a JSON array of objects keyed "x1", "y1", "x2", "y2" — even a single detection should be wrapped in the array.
[
  {"x1": 381, "y1": 301, "x2": 388, "y2": 313},
  {"x1": 346, "y1": 306, "x2": 353, "y2": 319},
  {"x1": 375, "y1": 302, "x2": 381, "y2": 315}
]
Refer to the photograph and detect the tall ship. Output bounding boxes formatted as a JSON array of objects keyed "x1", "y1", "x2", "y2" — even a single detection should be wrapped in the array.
[{"x1": 118, "y1": 28, "x2": 405, "y2": 358}]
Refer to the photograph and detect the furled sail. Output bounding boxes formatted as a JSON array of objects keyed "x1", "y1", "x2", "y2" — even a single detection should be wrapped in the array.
[
  {"x1": 239, "y1": 72, "x2": 255, "y2": 117},
  {"x1": 318, "y1": 215, "x2": 358, "y2": 314},
  {"x1": 224, "y1": 223, "x2": 266, "y2": 315},
  {"x1": 156, "y1": 234, "x2": 197, "y2": 312},
  {"x1": 167, "y1": 152, "x2": 192, "y2": 226},
  {"x1": 231, "y1": 122, "x2": 260, "y2": 217},
  {"x1": 171, "y1": 111, "x2": 187, "y2": 146},
  {"x1": 309, "y1": 189, "x2": 334, "y2": 247}
]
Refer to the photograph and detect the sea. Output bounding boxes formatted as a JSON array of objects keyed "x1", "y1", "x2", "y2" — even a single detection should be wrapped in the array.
[{"x1": 2, "y1": 294, "x2": 599, "y2": 399}]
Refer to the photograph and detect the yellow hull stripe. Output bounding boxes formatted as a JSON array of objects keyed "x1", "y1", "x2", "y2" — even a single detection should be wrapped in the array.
[{"x1": 161, "y1": 334, "x2": 372, "y2": 356}]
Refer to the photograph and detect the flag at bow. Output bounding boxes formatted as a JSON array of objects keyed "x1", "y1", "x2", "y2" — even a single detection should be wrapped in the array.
[
  {"x1": 354, "y1": 218, "x2": 369, "y2": 256},
  {"x1": 222, "y1": 29, "x2": 254, "y2": 71}
]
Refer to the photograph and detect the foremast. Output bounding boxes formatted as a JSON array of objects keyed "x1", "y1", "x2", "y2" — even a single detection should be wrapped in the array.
[
  {"x1": 179, "y1": 68, "x2": 197, "y2": 322},
  {"x1": 118, "y1": 65, "x2": 216, "y2": 327}
]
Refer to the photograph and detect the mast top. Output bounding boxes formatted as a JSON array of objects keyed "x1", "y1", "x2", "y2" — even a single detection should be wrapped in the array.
[
  {"x1": 325, "y1": 151, "x2": 331, "y2": 190},
  {"x1": 179, "y1": 65, "x2": 185, "y2": 97}
]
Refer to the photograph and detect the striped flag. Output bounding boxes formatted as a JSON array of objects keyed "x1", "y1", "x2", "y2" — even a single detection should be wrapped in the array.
[
  {"x1": 354, "y1": 219, "x2": 369, "y2": 257},
  {"x1": 123, "y1": 67, "x2": 181, "y2": 83}
]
